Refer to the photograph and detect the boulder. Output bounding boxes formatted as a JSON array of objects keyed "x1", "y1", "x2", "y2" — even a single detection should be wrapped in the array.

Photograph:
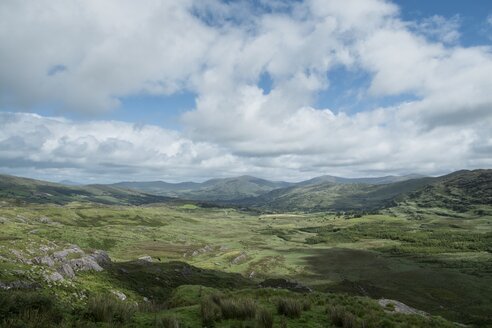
[
  {"x1": 38, "y1": 217, "x2": 52, "y2": 224},
  {"x1": 32, "y1": 256, "x2": 55, "y2": 267},
  {"x1": 90, "y1": 250, "x2": 111, "y2": 267},
  {"x1": 44, "y1": 272, "x2": 64, "y2": 282},
  {"x1": 57, "y1": 263, "x2": 76, "y2": 279},
  {"x1": 111, "y1": 290, "x2": 127, "y2": 301},
  {"x1": 69, "y1": 257, "x2": 103, "y2": 272},
  {"x1": 138, "y1": 255, "x2": 153, "y2": 263},
  {"x1": 231, "y1": 252, "x2": 248, "y2": 265}
]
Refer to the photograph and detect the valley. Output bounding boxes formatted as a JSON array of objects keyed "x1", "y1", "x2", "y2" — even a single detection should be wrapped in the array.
[{"x1": 0, "y1": 170, "x2": 491, "y2": 327}]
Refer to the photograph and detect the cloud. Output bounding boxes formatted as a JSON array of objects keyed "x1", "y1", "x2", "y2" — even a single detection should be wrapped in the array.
[{"x1": 0, "y1": 0, "x2": 491, "y2": 181}]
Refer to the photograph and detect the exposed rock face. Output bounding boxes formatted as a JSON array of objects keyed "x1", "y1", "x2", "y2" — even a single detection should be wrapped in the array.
[
  {"x1": 378, "y1": 299, "x2": 427, "y2": 316},
  {"x1": 69, "y1": 257, "x2": 103, "y2": 272},
  {"x1": 138, "y1": 255, "x2": 153, "y2": 263},
  {"x1": 57, "y1": 263, "x2": 76, "y2": 279},
  {"x1": 112, "y1": 290, "x2": 127, "y2": 301},
  {"x1": 10, "y1": 249, "x2": 32, "y2": 264},
  {"x1": 231, "y1": 252, "x2": 248, "y2": 265},
  {"x1": 33, "y1": 256, "x2": 55, "y2": 267},
  {"x1": 38, "y1": 217, "x2": 52, "y2": 224},
  {"x1": 44, "y1": 272, "x2": 64, "y2": 282},
  {"x1": 90, "y1": 250, "x2": 111, "y2": 267},
  {"x1": 52, "y1": 245, "x2": 85, "y2": 261}
]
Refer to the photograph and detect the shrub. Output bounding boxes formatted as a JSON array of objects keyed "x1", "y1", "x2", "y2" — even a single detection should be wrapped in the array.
[
  {"x1": 156, "y1": 315, "x2": 180, "y2": 328},
  {"x1": 256, "y1": 308, "x2": 274, "y2": 328},
  {"x1": 85, "y1": 294, "x2": 136, "y2": 324},
  {"x1": 327, "y1": 305, "x2": 357, "y2": 328},
  {"x1": 219, "y1": 298, "x2": 257, "y2": 320},
  {"x1": 201, "y1": 296, "x2": 222, "y2": 326},
  {"x1": 276, "y1": 298, "x2": 303, "y2": 318},
  {"x1": 0, "y1": 291, "x2": 63, "y2": 327}
]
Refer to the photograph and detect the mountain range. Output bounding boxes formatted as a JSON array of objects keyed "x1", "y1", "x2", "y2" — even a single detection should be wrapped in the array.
[{"x1": 1, "y1": 170, "x2": 491, "y2": 212}]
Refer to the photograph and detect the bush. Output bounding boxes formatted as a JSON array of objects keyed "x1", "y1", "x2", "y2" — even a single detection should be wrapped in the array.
[
  {"x1": 276, "y1": 298, "x2": 303, "y2": 318},
  {"x1": 327, "y1": 305, "x2": 357, "y2": 328},
  {"x1": 256, "y1": 308, "x2": 274, "y2": 328},
  {"x1": 0, "y1": 291, "x2": 64, "y2": 328},
  {"x1": 155, "y1": 315, "x2": 180, "y2": 328},
  {"x1": 219, "y1": 298, "x2": 257, "y2": 320},
  {"x1": 201, "y1": 296, "x2": 222, "y2": 326},
  {"x1": 85, "y1": 294, "x2": 136, "y2": 324}
]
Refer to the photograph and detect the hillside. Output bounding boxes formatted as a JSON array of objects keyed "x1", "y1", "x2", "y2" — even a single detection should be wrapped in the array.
[
  {"x1": 400, "y1": 169, "x2": 492, "y2": 212},
  {"x1": 111, "y1": 175, "x2": 292, "y2": 201},
  {"x1": 233, "y1": 170, "x2": 492, "y2": 212},
  {"x1": 0, "y1": 174, "x2": 174, "y2": 205}
]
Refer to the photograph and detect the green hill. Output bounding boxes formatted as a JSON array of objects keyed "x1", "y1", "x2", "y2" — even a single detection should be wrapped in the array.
[
  {"x1": 233, "y1": 170, "x2": 491, "y2": 212},
  {"x1": 0, "y1": 174, "x2": 174, "y2": 205}
]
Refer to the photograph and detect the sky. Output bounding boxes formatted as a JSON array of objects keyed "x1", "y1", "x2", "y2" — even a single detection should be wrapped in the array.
[{"x1": 1, "y1": 0, "x2": 492, "y2": 183}]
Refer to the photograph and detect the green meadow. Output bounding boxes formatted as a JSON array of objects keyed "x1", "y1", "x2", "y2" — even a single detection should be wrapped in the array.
[{"x1": 1, "y1": 199, "x2": 491, "y2": 327}]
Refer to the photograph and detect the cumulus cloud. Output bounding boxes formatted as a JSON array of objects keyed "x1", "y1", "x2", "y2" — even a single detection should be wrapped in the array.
[{"x1": 0, "y1": 0, "x2": 491, "y2": 181}]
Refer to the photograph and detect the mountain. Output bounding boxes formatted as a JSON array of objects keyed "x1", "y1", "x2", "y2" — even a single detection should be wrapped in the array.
[
  {"x1": 0, "y1": 174, "x2": 175, "y2": 205},
  {"x1": 59, "y1": 179, "x2": 82, "y2": 186},
  {"x1": 401, "y1": 169, "x2": 492, "y2": 212},
  {"x1": 110, "y1": 175, "x2": 292, "y2": 201},
  {"x1": 296, "y1": 174, "x2": 426, "y2": 187},
  {"x1": 232, "y1": 170, "x2": 491, "y2": 212},
  {"x1": 107, "y1": 174, "x2": 424, "y2": 202}
]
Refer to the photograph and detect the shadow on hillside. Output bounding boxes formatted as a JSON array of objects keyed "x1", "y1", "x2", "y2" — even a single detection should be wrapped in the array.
[{"x1": 108, "y1": 260, "x2": 254, "y2": 302}]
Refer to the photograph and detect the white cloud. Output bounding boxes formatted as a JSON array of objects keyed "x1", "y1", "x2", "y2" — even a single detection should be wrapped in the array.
[{"x1": 0, "y1": 0, "x2": 491, "y2": 181}]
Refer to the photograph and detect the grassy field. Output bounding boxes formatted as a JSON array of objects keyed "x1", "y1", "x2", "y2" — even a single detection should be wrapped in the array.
[{"x1": 0, "y1": 200, "x2": 491, "y2": 327}]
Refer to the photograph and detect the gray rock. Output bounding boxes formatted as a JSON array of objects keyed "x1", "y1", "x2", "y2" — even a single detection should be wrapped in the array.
[
  {"x1": 44, "y1": 272, "x2": 64, "y2": 282},
  {"x1": 0, "y1": 217, "x2": 8, "y2": 224},
  {"x1": 231, "y1": 252, "x2": 248, "y2": 265},
  {"x1": 38, "y1": 217, "x2": 51, "y2": 224},
  {"x1": 378, "y1": 299, "x2": 427, "y2": 316},
  {"x1": 69, "y1": 257, "x2": 103, "y2": 272},
  {"x1": 57, "y1": 263, "x2": 76, "y2": 279},
  {"x1": 10, "y1": 249, "x2": 32, "y2": 264},
  {"x1": 90, "y1": 250, "x2": 111, "y2": 267},
  {"x1": 32, "y1": 256, "x2": 55, "y2": 267},
  {"x1": 138, "y1": 255, "x2": 153, "y2": 263},
  {"x1": 52, "y1": 245, "x2": 84, "y2": 261},
  {"x1": 112, "y1": 290, "x2": 127, "y2": 301}
]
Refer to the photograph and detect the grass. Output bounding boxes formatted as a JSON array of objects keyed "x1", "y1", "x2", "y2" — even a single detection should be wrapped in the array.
[{"x1": 0, "y1": 200, "x2": 490, "y2": 326}]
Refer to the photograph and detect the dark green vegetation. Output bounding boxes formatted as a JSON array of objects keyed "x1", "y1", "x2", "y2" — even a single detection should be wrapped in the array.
[
  {"x1": 0, "y1": 169, "x2": 491, "y2": 327},
  {"x1": 112, "y1": 175, "x2": 292, "y2": 201},
  {"x1": 0, "y1": 174, "x2": 175, "y2": 205}
]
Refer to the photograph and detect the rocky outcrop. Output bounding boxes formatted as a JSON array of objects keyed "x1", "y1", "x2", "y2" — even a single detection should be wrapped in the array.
[
  {"x1": 57, "y1": 263, "x2": 76, "y2": 279},
  {"x1": 231, "y1": 252, "x2": 248, "y2": 265},
  {"x1": 44, "y1": 272, "x2": 64, "y2": 282},
  {"x1": 32, "y1": 256, "x2": 55, "y2": 267},
  {"x1": 69, "y1": 257, "x2": 103, "y2": 272},
  {"x1": 138, "y1": 255, "x2": 153, "y2": 263},
  {"x1": 378, "y1": 299, "x2": 427, "y2": 316},
  {"x1": 90, "y1": 250, "x2": 111, "y2": 267},
  {"x1": 111, "y1": 290, "x2": 127, "y2": 301}
]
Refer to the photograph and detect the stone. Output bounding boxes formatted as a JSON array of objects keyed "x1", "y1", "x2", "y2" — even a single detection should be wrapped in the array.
[
  {"x1": 38, "y1": 217, "x2": 51, "y2": 224},
  {"x1": 32, "y1": 256, "x2": 55, "y2": 267},
  {"x1": 69, "y1": 257, "x2": 103, "y2": 272},
  {"x1": 44, "y1": 272, "x2": 64, "y2": 282},
  {"x1": 378, "y1": 299, "x2": 427, "y2": 316},
  {"x1": 138, "y1": 255, "x2": 153, "y2": 262},
  {"x1": 89, "y1": 250, "x2": 111, "y2": 267},
  {"x1": 112, "y1": 290, "x2": 127, "y2": 301},
  {"x1": 231, "y1": 252, "x2": 248, "y2": 265},
  {"x1": 57, "y1": 263, "x2": 76, "y2": 279}
]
